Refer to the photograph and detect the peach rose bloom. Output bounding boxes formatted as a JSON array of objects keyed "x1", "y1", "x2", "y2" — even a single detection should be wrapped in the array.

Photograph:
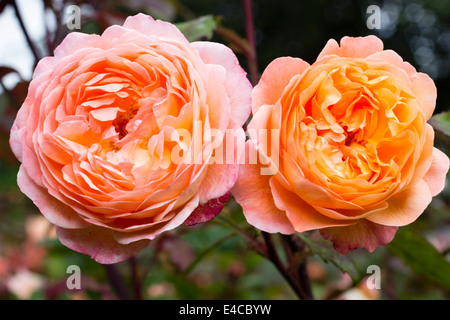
[
  {"x1": 10, "y1": 14, "x2": 251, "y2": 263},
  {"x1": 232, "y1": 36, "x2": 449, "y2": 253}
]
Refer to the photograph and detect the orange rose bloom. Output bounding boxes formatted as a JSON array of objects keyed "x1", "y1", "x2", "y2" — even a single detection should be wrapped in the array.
[
  {"x1": 232, "y1": 36, "x2": 449, "y2": 253},
  {"x1": 10, "y1": 14, "x2": 251, "y2": 263}
]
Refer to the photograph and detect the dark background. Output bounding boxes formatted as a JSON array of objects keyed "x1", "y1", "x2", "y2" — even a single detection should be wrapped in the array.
[{"x1": 181, "y1": 0, "x2": 450, "y2": 114}]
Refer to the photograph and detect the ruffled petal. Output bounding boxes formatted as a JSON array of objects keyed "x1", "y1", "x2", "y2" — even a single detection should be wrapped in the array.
[
  {"x1": 270, "y1": 177, "x2": 352, "y2": 232},
  {"x1": 367, "y1": 50, "x2": 437, "y2": 120},
  {"x1": 17, "y1": 166, "x2": 90, "y2": 229},
  {"x1": 122, "y1": 13, "x2": 189, "y2": 44},
  {"x1": 318, "y1": 35, "x2": 384, "y2": 60},
  {"x1": 252, "y1": 57, "x2": 310, "y2": 114}
]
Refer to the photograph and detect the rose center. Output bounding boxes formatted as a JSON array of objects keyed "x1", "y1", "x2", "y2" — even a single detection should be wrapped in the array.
[
  {"x1": 113, "y1": 105, "x2": 139, "y2": 139},
  {"x1": 344, "y1": 130, "x2": 357, "y2": 146}
]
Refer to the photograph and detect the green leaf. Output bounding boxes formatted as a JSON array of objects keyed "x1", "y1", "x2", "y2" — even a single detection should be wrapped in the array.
[
  {"x1": 387, "y1": 228, "x2": 450, "y2": 291},
  {"x1": 175, "y1": 15, "x2": 217, "y2": 42},
  {"x1": 429, "y1": 111, "x2": 450, "y2": 137},
  {"x1": 299, "y1": 234, "x2": 360, "y2": 283}
]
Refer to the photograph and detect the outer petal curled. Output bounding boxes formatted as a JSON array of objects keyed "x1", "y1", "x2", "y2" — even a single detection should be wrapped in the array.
[
  {"x1": 191, "y1": 41, "x2": 252, "y2": 126},
  {"x1": 251, "y1": 57, "x2": 310, "y2": 114},
  {"x1": 56, "y1": 226, "x2": 150, "y2": 264},
  {"x1": 320, "y1": 220, "x2": 398, "y2": 254},
  {"x1": 423, "y1": 147, "x2": 450, "y2": 197},
  {"x1": 232, "y1": 141, "x2": 296, "y2": 234}
]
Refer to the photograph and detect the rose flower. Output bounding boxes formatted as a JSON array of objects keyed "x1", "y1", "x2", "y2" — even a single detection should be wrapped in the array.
[
  {"x1": 232, "y1": 36, "x2": 449, "y2": 253},
  {"x1": 10, "y1": 14, "x2": 251, "y2": 263}
]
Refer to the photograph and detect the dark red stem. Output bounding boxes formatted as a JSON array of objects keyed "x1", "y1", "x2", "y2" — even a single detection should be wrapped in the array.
[{"x1": 243, "y1": 0, "x2": 259, "y2": 85}]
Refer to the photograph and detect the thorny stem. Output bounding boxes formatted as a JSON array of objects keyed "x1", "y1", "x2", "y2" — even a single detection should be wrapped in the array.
[
  {"x1": 261, "y1": 232, "x2": 313, "y2": 300},
  {"x1": 261, "y1": 232, "x2": 303, "y2": 299},
  {"x1": 281, "y1": 235, "x2": 314, "y2": 300},
  {"x1": 242, "y1": 0, "x2": 259, "y2": 85}
]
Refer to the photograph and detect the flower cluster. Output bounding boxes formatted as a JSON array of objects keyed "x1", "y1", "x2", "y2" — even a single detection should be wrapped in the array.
[{"x1": 10, "y1": 14, "x2": 449, "y2": 263}]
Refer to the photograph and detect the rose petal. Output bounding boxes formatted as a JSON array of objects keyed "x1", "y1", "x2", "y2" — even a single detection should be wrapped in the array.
[
  {"x1": 113, "y1": 193, "x2": 200, "y2": 245},
  {"x1": 366, "y1": 179, "x2": 432, "y2": 226},
  {"x1": 191, "y1": 41, "x2": 252, "y2": 126},
  {"x1": 410, "y1": 72, "x2": 437, "y2": 120},
  {"x1": 9, "y1": 121, "x2": 23, "y2": 162},
  {"x1": 281, "y1": 149, "x2": 363, "y2": 210},
  {"x1": 32, "y1": 57, "x2": 55, "y2": 80},
  {"x1": 202, "y1": 63, "x2": 230, "y2": 132},
  {"x1": 270, "y1": 177, "x2": 352, "y2": 232},
  {"x1": 56, "y1": 226, "x2": 150, "y2": 264},
  {"x1": 197, "y1": 120, "x2": 244, "y2": 204},
  {"x1": 231, "y1": 141, "x2": 296, "y2": 234},
  {"x1": 318, "y1": 35, "x2": 384, "y2": 60},
  {"x1": 320, "y1": 219, "x2": 398, "y2": 254},
  {"x1": 406, "y1": 123, "x2": 434, "y2": 188},
  {"x1": 252, "y1": 57, "x2": 310, "y2": 114},
  {"x1": 17, "y1": 166, "x2": 90, "y2": 229},
  {"x1": 367, "y1": 50, "x2": 437, "y2": 120},
  {"x1": 122, "y1": 13, "x2": 189, "y2": 45},
  {"x1": 53, "y1": 32, "x2": 99, "y2": 59},
  {"x1": 90, "y1": 107, "x2": 119, "y2": 121},
  {"x1": 423, "y1": 147, "x2": 450, "y2": 197}
]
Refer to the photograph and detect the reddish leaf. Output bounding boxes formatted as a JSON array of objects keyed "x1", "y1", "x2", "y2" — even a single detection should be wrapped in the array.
[{"x1": 183, "y1": 192, "x2": 231, "y2": 226}]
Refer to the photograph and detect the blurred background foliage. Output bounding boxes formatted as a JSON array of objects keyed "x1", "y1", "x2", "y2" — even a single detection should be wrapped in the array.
[{"x1": 0, "y1": 0, "x2": 449, "y2": 300}]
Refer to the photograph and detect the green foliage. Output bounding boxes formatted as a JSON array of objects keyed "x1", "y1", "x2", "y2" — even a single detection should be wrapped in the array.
[
  {"x1": 299, "y1": 234, "x2": 360, "y2": 283},
  {"x1": 175, "y1": 15, "x2": 217, "y2": 41},
  {"x1": 429, "y1": 111, "x2": 450, "y2": 137},
  {"x1": 387, "y1": 228, "x2": 450, "y2": 292}
]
